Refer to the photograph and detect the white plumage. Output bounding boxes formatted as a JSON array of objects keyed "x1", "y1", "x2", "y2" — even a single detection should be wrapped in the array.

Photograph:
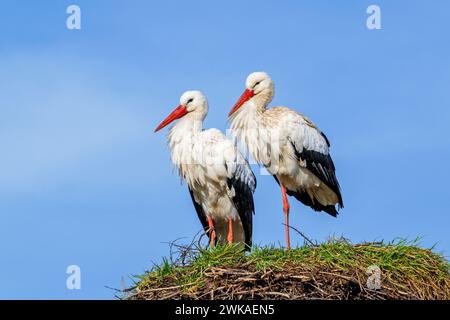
[
  {"x1": 228, "y1": 72, "x2": 343, "y2": 250},
  {"x1": 155, "y1": 91, "x2": 256, "y2": 248}
]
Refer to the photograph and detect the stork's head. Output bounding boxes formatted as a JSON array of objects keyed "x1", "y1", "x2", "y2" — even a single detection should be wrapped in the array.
[
  {"x1": 228, "y1": 72, "x2": 274, "y2": 116},
  {"x1": 154, "y1": 90, "x2": 208, "y2": 132}
]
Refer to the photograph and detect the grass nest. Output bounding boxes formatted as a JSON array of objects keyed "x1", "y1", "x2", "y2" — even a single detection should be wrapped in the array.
[{"x1": 126, "y1": 238, "x2": 449, "y2": 300}]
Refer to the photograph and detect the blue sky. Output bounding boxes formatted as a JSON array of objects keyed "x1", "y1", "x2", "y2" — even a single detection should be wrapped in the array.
[{"x1": 0, "y1": 1, "x2": 449, "y2": 299}]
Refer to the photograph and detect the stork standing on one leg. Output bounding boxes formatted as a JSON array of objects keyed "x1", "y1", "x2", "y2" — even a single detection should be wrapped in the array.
[
  {"x1": 155, "y1": 90, "x2": 256, "y2": 249},
  {"x1": 228, "y1": 72, "x2": 343, "y2": 250}
]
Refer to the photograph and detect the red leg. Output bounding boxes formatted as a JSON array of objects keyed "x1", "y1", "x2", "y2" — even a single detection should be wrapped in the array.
[
  {"x1": 281, "y1": 184, "x2": 291, "y2": 251},
  {"x1": 207, "y1": 215, "x2": 216, "y2": 248},
  {"x1": 227, "y1": 218, "x2": 233, "y2": 244}
]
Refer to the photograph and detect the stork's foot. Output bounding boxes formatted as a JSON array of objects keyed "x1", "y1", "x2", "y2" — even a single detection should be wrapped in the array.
[
  {"x1": 281, "y1": 184, "x2": 291, "y2": 251},
  {"x1": 227, "y1": 218, "x2": 234, "y2": 244},
  {"x1": 284, "y1": 210, "x2": 291, "y2": 251},
  {"x1": 209, "y1": 230, "x2": 217, "y2": 248},
  {"x1": 207, "y1": 215, "x2": 216, "y2": 248}
]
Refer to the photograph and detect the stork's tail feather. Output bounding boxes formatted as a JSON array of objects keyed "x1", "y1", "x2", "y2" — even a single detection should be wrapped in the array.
[
  {"x1": 288, "y1": 189, "x2": 340, "y2": 217},
  {"x1": 272, "y1": 176, "x2": 341, "y2": 217}
]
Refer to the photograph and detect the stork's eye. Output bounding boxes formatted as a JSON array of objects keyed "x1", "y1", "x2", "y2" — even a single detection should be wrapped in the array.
[
  {"x1": 187, "y1": 98, "x2": 194, "y2": 104},
  {"x1": 254, "y1": 81, "x2": 261, "y2": 88}
]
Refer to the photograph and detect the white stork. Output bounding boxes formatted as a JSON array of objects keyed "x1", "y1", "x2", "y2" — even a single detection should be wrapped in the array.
[
  {"x1": 155, "y1": 90, "x2": 256, "y2": 249},
  {"x1": 228, "y1": 72, "x2": 343, "y2": 250}
]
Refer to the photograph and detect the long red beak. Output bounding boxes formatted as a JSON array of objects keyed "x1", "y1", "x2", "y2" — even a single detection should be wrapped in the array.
[
  {"x1": 154, "y1": 105, "x2": 188, "y2": 132},
  {"x1": 228, "y1": 89, "x2": 254, "y2": 117}
]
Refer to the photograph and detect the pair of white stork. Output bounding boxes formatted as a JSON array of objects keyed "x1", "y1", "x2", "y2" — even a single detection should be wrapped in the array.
[{"x1": 154, "y1": 72, "x2": 343, "y2": 250}]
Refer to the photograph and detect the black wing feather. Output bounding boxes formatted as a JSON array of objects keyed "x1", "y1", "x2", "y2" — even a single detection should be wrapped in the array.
[
  {"x1": 188, "y1": 187, "x2": 215, "y2": 244},
  {"x1": 273, "y1": 175, "x2": 339, "y2": 217},
  {"x1": 321, "y1": 132, "x2": 331, "y2": 148},
  {"x1": 292, "y1": 137, "x2": 344, "y2": 209},
  {"x1": 227, "y1": 164, "x2": 256, "y2": 250}
]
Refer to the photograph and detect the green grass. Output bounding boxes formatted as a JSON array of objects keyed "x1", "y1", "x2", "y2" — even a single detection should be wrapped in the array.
[{"x1": 129, "y1": 238, "x2": 449, "y2": 300}]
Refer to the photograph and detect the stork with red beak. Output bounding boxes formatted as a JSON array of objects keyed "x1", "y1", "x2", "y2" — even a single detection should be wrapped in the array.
[
  {"x1": 155, "y1": 91, "x2": 256, "y2": 249},
  {"x1": 228, "y1": 72, "x2": 343, "y2": 250}
]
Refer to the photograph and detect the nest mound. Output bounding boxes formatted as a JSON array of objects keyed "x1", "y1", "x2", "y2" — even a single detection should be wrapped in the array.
[{"x1": 128, "y1": 239, "x2": 450, "y2": 300}]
